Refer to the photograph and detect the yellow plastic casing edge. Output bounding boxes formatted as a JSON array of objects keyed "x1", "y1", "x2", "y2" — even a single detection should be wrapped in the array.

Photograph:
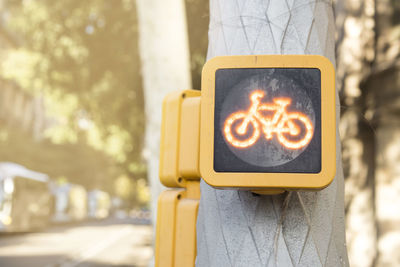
[{"x1": 178, "y1": 96, "x2": 201, "y2": 180}]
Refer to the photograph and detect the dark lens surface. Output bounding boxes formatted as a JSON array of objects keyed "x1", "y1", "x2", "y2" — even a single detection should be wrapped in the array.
[{"x1": 213, "y1": 68, "x2": 321, "y2": 173}]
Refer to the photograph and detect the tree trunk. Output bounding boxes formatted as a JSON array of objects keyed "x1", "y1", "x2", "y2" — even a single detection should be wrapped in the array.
[
  {"x1": 335, "y1": 0, "x2": 378, "y2": 266},
  {"x1": 135, "y1": 0, "x2": 192, "y2": 233},
  {"x1": 196, "y1": 1, "x2": 349, "y2": 266},
  {"x1": 368, "y1": 2, "x2": 400, "y2": 265}
]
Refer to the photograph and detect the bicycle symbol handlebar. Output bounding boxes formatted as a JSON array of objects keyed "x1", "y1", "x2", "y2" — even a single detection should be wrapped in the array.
[{"x1": 223, "y1": 90, "x2": 314, "y2": 150}]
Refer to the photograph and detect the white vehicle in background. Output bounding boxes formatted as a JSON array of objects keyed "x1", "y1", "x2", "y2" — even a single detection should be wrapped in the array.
[
  {"x1": 88, "y1": 190, "x2": 111, "y2": 219},
  {"x1": 50, "y1": 183, "x2": 88, "y2": 223},
  {"x1": 0, "y1": 162, "x2": 52, "y2": 232}
]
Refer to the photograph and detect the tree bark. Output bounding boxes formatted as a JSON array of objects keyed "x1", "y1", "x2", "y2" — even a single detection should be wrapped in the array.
[
  {"x1": 367, "y1": 1, "x2": 400, "y2": 263},
  {"x1": 335, "y1": 0, "x2": 378, "y2": 266},
  {"x1": 196, "y1": 1, "x2": 349, "y2": 266}
]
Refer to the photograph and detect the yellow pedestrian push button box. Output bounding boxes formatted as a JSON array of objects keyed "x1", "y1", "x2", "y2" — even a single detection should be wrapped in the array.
[
  {"x1": 159, "y1": 89, "x2": 201, "y2": 187},
  {"x1": 200, "y1": 55, "x2": 336, "y2": 191}
]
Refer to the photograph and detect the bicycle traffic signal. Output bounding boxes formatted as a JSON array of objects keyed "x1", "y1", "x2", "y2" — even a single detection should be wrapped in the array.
[{"x1": 200, "y1": 55, "x2": 336, "y2": 191}]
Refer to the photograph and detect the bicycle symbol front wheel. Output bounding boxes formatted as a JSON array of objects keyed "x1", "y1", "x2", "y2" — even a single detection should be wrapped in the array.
[
  {"x1": 277, "y1": 113, "x2": 314, "y2": 149},
  {"x1": 223, "y1": 112, "x2": 260, "y2": 148}
]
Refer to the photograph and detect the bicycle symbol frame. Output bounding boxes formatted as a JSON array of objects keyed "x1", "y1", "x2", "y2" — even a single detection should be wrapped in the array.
[{"x1": 223, "y1": 90, "x2": 314, "y2": 150}]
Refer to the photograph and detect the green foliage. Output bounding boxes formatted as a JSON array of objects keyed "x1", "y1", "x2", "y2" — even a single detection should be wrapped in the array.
[
  {"x1": 0, "y1": 126, "x2": 118, "y2": 191},
  {"x1": 0, "y1": 0, "x2": 146, "y2": 204}
]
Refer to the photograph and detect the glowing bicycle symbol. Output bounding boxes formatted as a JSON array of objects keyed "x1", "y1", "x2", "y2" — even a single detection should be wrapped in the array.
[{"x1": 223, "y1": 90, "x2": 314, "y2": 149}]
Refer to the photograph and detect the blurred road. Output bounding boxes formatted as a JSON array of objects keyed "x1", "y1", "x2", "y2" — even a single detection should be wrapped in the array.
[{"x1": 0, "y1": 218, "x2": 153, "y2": 267}]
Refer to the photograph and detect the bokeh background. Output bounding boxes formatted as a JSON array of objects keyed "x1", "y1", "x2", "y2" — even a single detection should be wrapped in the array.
[{"x1": 0, "y1": 0, "x2": 398, "y2": 267}]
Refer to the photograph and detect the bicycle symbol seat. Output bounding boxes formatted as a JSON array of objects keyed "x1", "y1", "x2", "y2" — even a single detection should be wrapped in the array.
[{"x1": 223, "y1": 90, "x2": 314, "y2": 149}]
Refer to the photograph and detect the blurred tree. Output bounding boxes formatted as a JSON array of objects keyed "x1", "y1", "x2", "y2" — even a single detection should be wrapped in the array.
[
  {"x1": 336, "y1": 0, "x2": 400, "y2": 266},
  {"x1": 0, "y1": 125, "x2": 118, "y2": 190},
  {"x1": 135, "y1": 0, "x2": 192, "y2": 226},
  {"x1": 114, "y1": 175, "x2": 135, "y2": 208},
  {"x1": 335, "y1": 0, "x2": 378, "y2": 266},
  {"x1": 367, "y1": 1, "x2": 400, "y2": 266},
  {"x1": 185, "y1": 0, "x2": 209, "y2": 90},
  {"x1": 0, "y1": 0, "x2": 146, "y2": 195}
]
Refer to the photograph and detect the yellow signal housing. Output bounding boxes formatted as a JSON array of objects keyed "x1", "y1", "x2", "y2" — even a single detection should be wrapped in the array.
[
  {"x1": 159, "y1": 90, "x2": 201, "y2": 187},
  {"x1": 157, "y1": 89, "x2": 202, "y2": 266},
  {"x1": 155, "y1": 182, "x2": 200, "y2": 267},
  {"x1": 174, "y1": 198, "x2": 199, "y2": 267},
  {"x1": 155, "y1": 190, "x2": 183, "y2": 267},
  {"x1": 174, "y1": 181, "x2": 200, "y2": 267},
  {"x1": 200, "y1": 55, "x2": 336, "y2": 191}
]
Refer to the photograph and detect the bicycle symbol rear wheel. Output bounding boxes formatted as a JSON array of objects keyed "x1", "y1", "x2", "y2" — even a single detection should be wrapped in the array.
[
  {"x1": 223, "y1": 113, "x2": 260, "y2": 148},
  {"x1": 277, "y1": 113, "x2": 313, "y2": 149}
]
